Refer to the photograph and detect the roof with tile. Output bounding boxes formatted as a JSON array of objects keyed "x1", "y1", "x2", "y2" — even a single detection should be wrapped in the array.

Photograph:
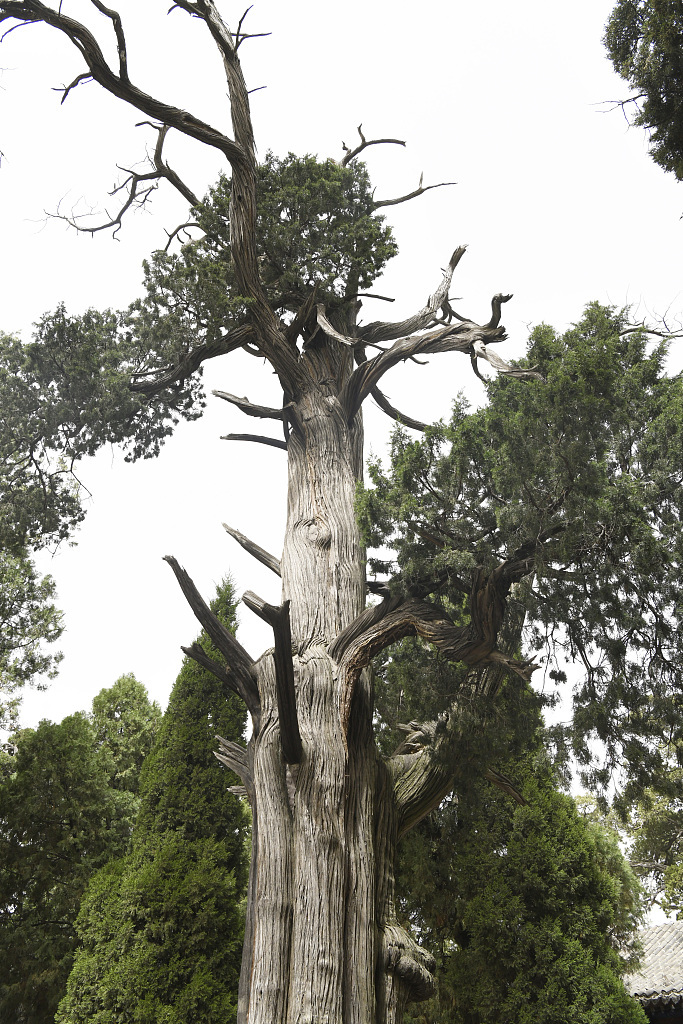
[{"x1": 626, "y1": 922, "x2": 683, "y2": 1010}]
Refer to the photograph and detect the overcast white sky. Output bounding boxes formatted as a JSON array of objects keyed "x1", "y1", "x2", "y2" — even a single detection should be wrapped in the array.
[{"x1": 1, "y1": 0, "x2": 682, "y2": 727}]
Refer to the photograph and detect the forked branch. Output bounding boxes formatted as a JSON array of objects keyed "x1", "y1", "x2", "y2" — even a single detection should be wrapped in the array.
[
  {"x1": 243, "y1": 592, "x2": 302, "y2": 764},
  {"x1": 341, "y1": 124, "x2": 406, "y2": 167},
  {"x1": 163, "y1": 555, "x2": 259, "y2": 718},
  {"x1": 372, "y1": 172, "x2": 456, "y2": 211}
]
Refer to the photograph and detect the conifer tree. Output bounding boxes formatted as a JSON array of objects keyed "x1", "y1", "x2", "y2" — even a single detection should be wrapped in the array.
[
  {"x1": 0, "y1": 673, "x2": 159, "y2": 1023},
  {"x1": 58, "y1": 578, "x2": 249, "y2": 1024}
]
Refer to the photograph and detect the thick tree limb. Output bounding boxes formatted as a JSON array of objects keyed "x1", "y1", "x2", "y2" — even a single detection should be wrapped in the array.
[
  {"x1": 334, "y1": 547, "x2": 541, "y2": 735},
  {"x1": 163, "y1": 555, "x2": 260, "y2": 717},
  {"x1": 223, "y1": 523, "x2": 281, "y2": 576},
  {"x1": 0, "y1": 1, "x2": 244, "y2": 161},
  {"x1": 129, "y1": 325, "x2": 254, "y2": 396},
  {"x1": 242, "y1": 592, "x2": 302, "y2": 764},
  {"x1": 356, "y1": 247, "x2": 467, "y2": 347},
  {"x1": 315, "y1": 304, "x2": 359, "y2": 348},
  {"x1": 213, "y1": 390, "x2": 282, "y2": 420},
  {"x1": 221, "y1": 432, "x2": 287, "y2": 450},
  {"x1": 342, "y1": 321, "x2": 505, "y2": 423},
  {"x1": 370, "y1": 385, "x2": 430, "y2": 432}
]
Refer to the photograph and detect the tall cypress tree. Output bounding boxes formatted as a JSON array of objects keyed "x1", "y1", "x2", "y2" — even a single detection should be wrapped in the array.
[{"x1": 58, "y1": 578, "x2": 249, "y2": 1024}]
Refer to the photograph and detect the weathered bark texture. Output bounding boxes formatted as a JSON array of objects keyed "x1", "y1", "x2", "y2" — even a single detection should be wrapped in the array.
[{"x1": 0, "y1": 5, "x2": 546, "y2": 1022}]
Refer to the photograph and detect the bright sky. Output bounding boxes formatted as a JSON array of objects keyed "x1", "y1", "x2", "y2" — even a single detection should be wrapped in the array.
[{"x1": 1, "y1": 0, "x2": 681, "y2": 727}]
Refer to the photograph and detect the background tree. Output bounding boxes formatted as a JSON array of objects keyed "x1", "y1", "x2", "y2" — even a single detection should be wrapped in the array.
[
  {"x1": 605, "y1": 0, "x2": 683, "y2": 180},
  {"x1": 374, "y1": 611, "x2": 645, "y2": 1024},
  {"x1": 58, "y1": 577, "x2": 249, "y2": 1024},
  {"x1": 0, "y1": 675, "x2": 159, "y2": 1023},
  {"x1": 0, "y1": 5, "x2": 682, "y2": 1024}
]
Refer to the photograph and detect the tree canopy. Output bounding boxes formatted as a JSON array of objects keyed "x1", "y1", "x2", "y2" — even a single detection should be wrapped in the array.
[{"x1": 605, "y1": 0, "x2": 683, "y2": 180}]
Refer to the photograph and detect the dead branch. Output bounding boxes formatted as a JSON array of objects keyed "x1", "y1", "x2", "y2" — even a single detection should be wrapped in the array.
[
  {"x1": 370, "y1": 384, "x2": 430, "y2": 431},
  {"x1": 243, "y1": 592, "x2": 302, "y2": 764},
  {"x1": 213, "y1": 390, "x2": 282, "y2": 420},
  {"x1": 372, "y1": 173, "x2": 456, "y2": 210},
  {"x1": 181, "y1": 640, "x2": 261, "y2": 733},
  {"x1": 223, "y1": 522, "x2": 281, "y2": 576},
  {"x1": 51, "y1": 123, "x2": 200, "y2": 237},
  {"x1": 484, "y1": 766, "x2": 527, "y2": 805},
  {"x1": 214, "y1": 732, "x2": 251, "y2": 783},
  {"x1": 164, "y1": 555, "x2": 259, "y2": 717},
  {"x1": 221, "y1": 432, "x2": 287, "y2": 450},
  {"x1": 358, "y1": 247, "x2": 468, "y2": 347},
  {"x1": 0, "y1": 0, "x2": 303, "y2": 387},
  {"x1": 341, "y1": 252, "x2": 543, "y2": 420},
  {"x1": 487, "y1": 292, "x2": 513, "y2": 329},
  {"x1": 341, "y1": 124, "x2": 406, "y2": 167},
  {"x1": 315, "y1": 304, "x2": 359, "y2": 348}
]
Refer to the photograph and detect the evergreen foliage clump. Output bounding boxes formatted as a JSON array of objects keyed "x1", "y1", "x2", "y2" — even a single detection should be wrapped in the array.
[
  {"x1": 605, "y1": 0, "x2": 683, "y2": 180},
  {"x1": 58, "y1": 578, "x2": 249, "y2": 1024},
  {"x1": 0, "y1": 674, "x2": 159, "y2": 1024}
]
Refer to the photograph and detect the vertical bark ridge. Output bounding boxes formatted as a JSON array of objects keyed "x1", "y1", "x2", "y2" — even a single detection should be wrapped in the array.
[
  {"x1": 343, "y1": 666, "x2": 377, "y2": 1024},
  {"x1": 249, "y1": 653, "x2": 294, "y2": 1024}
]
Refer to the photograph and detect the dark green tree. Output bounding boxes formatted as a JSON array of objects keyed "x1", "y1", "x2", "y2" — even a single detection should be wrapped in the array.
[
  {"x1": 58, "y1": 579, "x2": 249, "y2": 1024},
  {"x1": 605, "y1": 0, "x2": 683, "y2": 180},
  {"x1": 372, "y1": 635, "x2": 645, "y2": 1024},
  {"x1": 0, "y1": 674, "x2": 160, "y2": 1022},
  {"x1": 399, "y1": 762, "x2": 646, "y2": 1024}
]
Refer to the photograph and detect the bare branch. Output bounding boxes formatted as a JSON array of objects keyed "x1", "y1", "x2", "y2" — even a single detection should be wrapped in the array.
[
  {"x1": 0, "y1": 1, "x2": 244, "y2": 160},
  {"x1": 342, "y1": 253, "x2": 543, "y2": 420},
  {"x1": 163, "y1": 555, "x2": 259, "y2": 716},
  {"x1": 181, "y1": 641, "x2": 261, "y2": 733},
  {"x1": 341, "y1": 124, "x2": 406, "y2": 167},
  {"x1": 162, "y1": 220, "x2": 202, "y2": 252},
  {"x1": 243, "y1": 592, "x2": 302, "y2": 764},
  {"x1": 49, "y1": 122, "x2": 199, "y2": 238},
  {"x1": 487, "y1": 292, "x2": 513, "y2": 329},
  {"x1": 54, "y1": 71, "x2": 92, "y2": 103},
  {"x1": 223, "y1": 522, "x2": 281, "y2": 577},
  {"x1": 372, "y1": 173, "x2": 456, "y2": 210},
  {"x1": 213, "y1": 390, "x2": 282, "y2": 420},
  {"x1": 370, "y1": 385, "x2": 430, "y2": 432},
  {"x1": 315, "y1": 304, "x2": 359, "y2": 348},
  {"x1": 357, "y1": 247, "x2": 468, "y2": 346},
  {"x1": 221, "y1": 432, "x2": 287, "y2": 450},
  {"x1": 214, "y1": 732, "x2": 251, "y2": 783}
]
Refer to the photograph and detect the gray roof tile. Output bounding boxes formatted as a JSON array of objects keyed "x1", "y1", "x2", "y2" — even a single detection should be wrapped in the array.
[{"x1": 626, "y1": 921, "x2": 683, "y2": 1008}]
